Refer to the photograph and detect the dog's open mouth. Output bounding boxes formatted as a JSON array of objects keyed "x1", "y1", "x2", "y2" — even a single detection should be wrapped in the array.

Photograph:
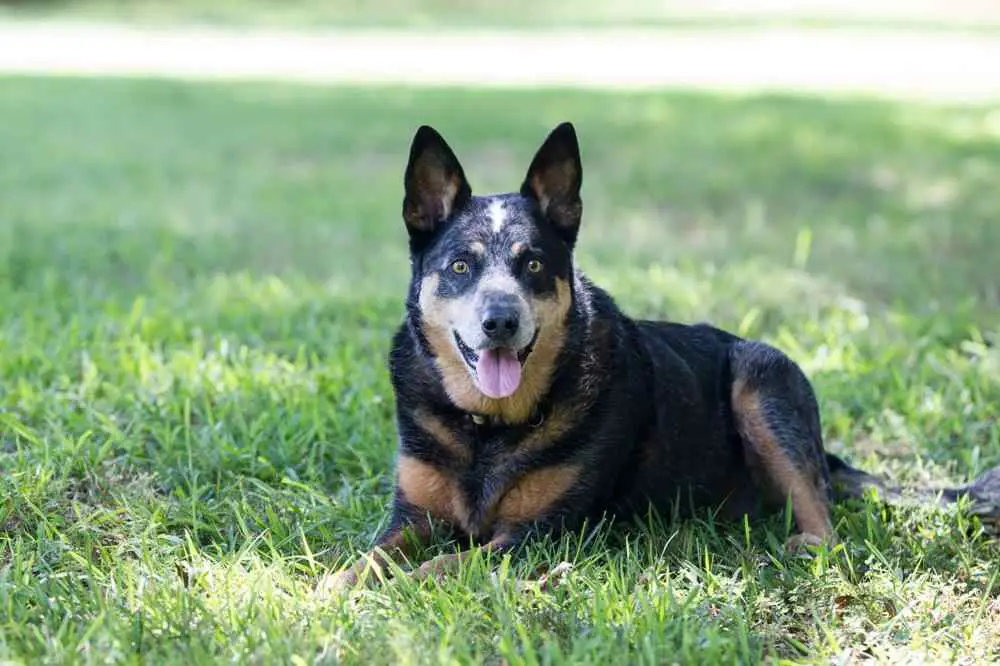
[{"x1": 453, "y1": 330, "x2": 538, "y2": 399}]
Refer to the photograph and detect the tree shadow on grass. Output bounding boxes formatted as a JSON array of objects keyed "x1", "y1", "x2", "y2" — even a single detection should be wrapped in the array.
[{"x1": 3, "y1": 79, "x2": 999, "y2": 320}]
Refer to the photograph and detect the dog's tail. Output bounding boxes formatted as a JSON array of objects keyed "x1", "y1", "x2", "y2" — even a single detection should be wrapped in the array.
[{"x1": 826, "y1": 453, "x2": 1000, "y2": 529}]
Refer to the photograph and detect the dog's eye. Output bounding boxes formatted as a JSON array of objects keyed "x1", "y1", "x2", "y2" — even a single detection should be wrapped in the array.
[
  {"x1": 527, "y1": 259, "x2": 543, "y2": 274},
  {"x1": 451, "y1": 260, "x2": 470, "y2": 274}
]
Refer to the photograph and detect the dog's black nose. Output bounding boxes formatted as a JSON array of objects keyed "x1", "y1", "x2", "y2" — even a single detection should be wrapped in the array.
[{"x1": 482, "y1": 306, "x2": 520, "y2": 342}]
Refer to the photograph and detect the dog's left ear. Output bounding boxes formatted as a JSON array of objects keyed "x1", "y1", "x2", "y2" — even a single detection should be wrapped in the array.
[{"x1": 520, "y1": 122, "x2": 583, "y2": 246}]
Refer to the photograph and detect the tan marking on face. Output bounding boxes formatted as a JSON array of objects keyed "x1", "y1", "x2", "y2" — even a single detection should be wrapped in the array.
[
  {"x1": 511, "y1": 242, "x2": 526, "y2": 258},
  {"x1": 418, "y1": 274, "x2": 573, "y2": 425},
  {"x1": 469, "y1": 241, "x2": 486, "y2": 257},
  {"x1": 414, "y1": 408, "x2": 469, "y2": 463},
  {"x1": 397, "y1": 455, "x2": 470, "y2": 528},
  {"x1": 504, "y1": 276, "x2": 573, "y2": 418},
  {"x1": 417, "y1": 271, "x2": 481, "y2": 406},
  {"x1": 497, "y1": 463, "x2": 581, "y2": 525},
  {"x1": 731, "y1": 381, "x2": 834, "y2": 541}
]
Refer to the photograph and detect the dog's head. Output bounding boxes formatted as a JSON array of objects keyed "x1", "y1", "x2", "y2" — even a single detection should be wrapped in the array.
[{"x1": 402, "y1": 123, "x2": 582, "y2": 413}]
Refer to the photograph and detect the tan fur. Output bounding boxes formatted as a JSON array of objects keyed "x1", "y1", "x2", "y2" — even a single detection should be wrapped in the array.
[
  {"x1": 529, "y1": 173, "x2": 552, "y2": 216},
  {"x1": 732, "y1": 382, "x2": 833, "y2": 540},
  {"x1": 332, "y1": 456, "x2": 578, "y2": 588},
  {"x1": 397, "y1": 455, "x2": 471, "y2": 527},
  {"x1": 469, "y1": 241, "x2": 486, "y2": 257},
  {"x1": 419, "y1": 275, "x2": 572, "y2": 424},
  {"x1": 497, "y1": 463, "x2": 581, "y2": 525},
  {"x1": 414, "y1": 408, "x2": 469, "y2": 463},
  {"x1": 409, "y1": 534, "x2": 511, "y2": 582},
  {"x1": 399, "y1": 454, "x2": 579, "y2": 539},
  {"x1": 328, "y1": 520, "x2": 432, "y2": 590},
  {"x1": 511, "y1": 241, "x2": 526, "y2": 257}
]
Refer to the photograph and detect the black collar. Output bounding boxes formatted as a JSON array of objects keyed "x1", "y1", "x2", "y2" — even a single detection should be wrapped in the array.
[{"x1": 468, "y1": 408, "x2": 545, "y2": 429}]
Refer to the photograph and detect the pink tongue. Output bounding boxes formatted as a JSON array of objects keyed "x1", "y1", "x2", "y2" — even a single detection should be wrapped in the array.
[{"x1": 475, "y1": 348, "x2": 522, "y2": 398}]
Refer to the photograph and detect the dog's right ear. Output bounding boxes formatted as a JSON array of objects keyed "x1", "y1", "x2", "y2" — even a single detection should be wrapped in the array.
[{"x1": 402, "y1": 125, "x2": 471, "y2": 244}]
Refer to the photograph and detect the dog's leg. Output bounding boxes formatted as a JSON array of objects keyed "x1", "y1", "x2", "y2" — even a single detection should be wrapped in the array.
[
  {"x1": 325, "y1": 510, "x2": 437, "y2": 592},
  {"x1": 409, "y1": 535, "x2": 513, "y2": 583},
  {"x1": 329, "y1": 449, "x2": 475, "y2": 592},
  {"x1": 409, "y1": 463, "x2": 584, "y2": 584},
  {"x1": 730, "y1": 341, "x2": 835, "y2": 550}
]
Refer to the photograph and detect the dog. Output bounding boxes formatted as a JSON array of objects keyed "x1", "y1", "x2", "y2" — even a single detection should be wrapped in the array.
[{"x1": 331, "y1": 122, "x2": 1000, "y2": 588}]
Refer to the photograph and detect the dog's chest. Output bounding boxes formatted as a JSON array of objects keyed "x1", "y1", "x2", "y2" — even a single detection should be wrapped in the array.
[
  {"x1": 404, "y1": 418, "x2": 574, "y2": 540},
  {"x1": 450, "y1": 429, "x2": 527, "y2": 537}
]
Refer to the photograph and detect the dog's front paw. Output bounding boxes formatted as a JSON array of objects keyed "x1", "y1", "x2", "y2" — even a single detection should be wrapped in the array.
[
  {"x1": 411, "y1": 552, "x2": 465, "y2": 582},
  {"x1": 315, "y1": 559, "x2": 384, "y2": 598},
  {"x1": 314, "y1": 569, "x2": 359, "y2": 599},
  {"x1": 783, "y1": 532, "x2": 836, "y2": 555},
  {"x1": 534, "y1": 561, "x2": 574, "y2": 592}
]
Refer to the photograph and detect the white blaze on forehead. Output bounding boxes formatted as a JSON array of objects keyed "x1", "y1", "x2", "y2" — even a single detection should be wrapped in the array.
[{"x1": 488, "y1": 199, "x2": 508, "y2": 234}]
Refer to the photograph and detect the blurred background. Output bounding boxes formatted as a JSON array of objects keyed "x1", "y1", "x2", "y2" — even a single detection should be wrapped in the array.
[
  {"x1": 3, "y1": 0, "x2": 999, "y2": 313},
  {"x1": 3, "y1": 0, "x2": 1000, "y2": 28}
]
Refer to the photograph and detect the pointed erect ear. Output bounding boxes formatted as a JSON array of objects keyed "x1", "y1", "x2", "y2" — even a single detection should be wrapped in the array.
[
  {"x1": 402, "y1": 125, "x2": 472, "y2": 242},
  {"x1": 520, "y1": 122, "x2": 583, "y2": 245}
]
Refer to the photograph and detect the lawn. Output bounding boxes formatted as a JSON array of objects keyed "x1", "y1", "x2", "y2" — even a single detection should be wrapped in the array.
[{"x1": 1, "y1": 77, "x2": 999, "y2": 664}]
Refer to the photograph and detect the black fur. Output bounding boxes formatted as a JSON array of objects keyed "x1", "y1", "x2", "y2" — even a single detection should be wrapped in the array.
[{"x1": 332, "y1": 122, "x2": 1000, "y2": 588}]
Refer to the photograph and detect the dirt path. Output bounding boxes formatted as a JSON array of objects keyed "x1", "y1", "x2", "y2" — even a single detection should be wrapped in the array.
[{"x1": 2, "y1": 21, "x2": 1000, "y2": 101}]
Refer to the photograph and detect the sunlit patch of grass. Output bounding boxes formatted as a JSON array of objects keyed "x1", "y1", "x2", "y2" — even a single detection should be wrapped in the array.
[{"x1": 1, "y1": 77, "x2": 999, "y2": 663}]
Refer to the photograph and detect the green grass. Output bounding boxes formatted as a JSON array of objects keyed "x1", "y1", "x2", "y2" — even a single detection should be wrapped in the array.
[
  {"x1": 1, "y1": 76, "x2": 999, "y2": 664},
  {"x1": 4, "y1": 0, "x2": 1000, "y2": 32}
]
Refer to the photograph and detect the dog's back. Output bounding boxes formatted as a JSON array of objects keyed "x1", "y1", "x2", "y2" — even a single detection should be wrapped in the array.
[{"x1": 605, "y1": 319, "x2": 750, "y2": 519}]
